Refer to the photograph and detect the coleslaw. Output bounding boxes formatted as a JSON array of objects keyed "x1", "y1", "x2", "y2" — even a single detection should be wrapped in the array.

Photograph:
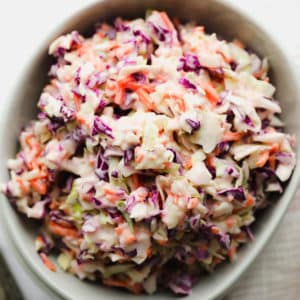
[{"x1": 2, "y1": 11, "x2": 296, "y2": 295}]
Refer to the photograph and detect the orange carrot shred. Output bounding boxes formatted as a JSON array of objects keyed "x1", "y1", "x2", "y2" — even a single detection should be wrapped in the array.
[
  {"x1": 246, "y1": 195, "x2": 255, "y2": 208},
  {"x1": 211, "y1": 226, "x2": 220, "y2": 234},
  {"x1": 228, "y1": 244, "x2": 237, "y2": 260},
  {"x1": 184, "y1": 157, "x2": 193, "y2": 169},
  {"x1": 124, "y1": 234, "x2": 137, "y2": 245},
  {"x1": 160, "y1": 12, "x2": 175, "y2": 31},
  {"x1": 132, "y1": 174, "x2": 141, "y2": 189},
  {"x1": 136, "y1": 88, "x2": 154, "y2": 110},
  {"x1": 103, "y1": 279, "x2": 142, "y2": 294},
  {"x1": 225, "y1": 217, "x2": 236, "y2": 229},
  {"x1": 48, "y1": 221, "x2": 80, "y2": 238},
  {"x1": 223, "y1": 131, "x2": 244, "y2": 142},
  {"x1": 103, "y1": 187, "x2": 118, "y2": 195},
  {"x1": 268, "y1": 154, "x2": 276, "y2": 170},
  {"x1": 256, "y1": 150, "x2": 270, "y2": 167},
  {"x1": 73, "y1": 94, "x2": 81, "y2": 112},
  {"x1": 30, "y1": 179, "x2": 47, "y2": 195},
  {"x1": 135, "y1": 153, "x2": 144, "y2": 163},
  {"x1": 16, "y1": 177, "x2": 28, "y2": 194},
  {"x1": 39, "y1": 252, "x2": 56, "y2": 272},
  {"x1": 201, "y1": 82, "x2": 220, "y2": 105},
  {"x1": 206, "y1": 154, "x2": 215, "y2": 169},
  {"x1": 232, "y1": 39, "x2": 245, "y2": 49},
  {"x1": 114, "y1": 85, "x2": 125, "y2": 105}
]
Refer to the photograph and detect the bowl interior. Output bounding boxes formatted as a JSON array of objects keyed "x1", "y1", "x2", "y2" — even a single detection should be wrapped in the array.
[{"x1": 0, "y1": 1, "x2": 299, "y2": 299}]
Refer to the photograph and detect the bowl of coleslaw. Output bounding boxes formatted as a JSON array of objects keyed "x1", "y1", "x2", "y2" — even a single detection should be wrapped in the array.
[{"x1": 0, "y1": 0, "x2": 299, "y2": 299}]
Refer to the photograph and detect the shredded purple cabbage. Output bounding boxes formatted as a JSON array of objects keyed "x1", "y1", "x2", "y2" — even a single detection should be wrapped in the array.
[
  {"x1": 218, "y1": 187, "x2": 246, "y2": 202},
  {"x1": 86, "y1": 72, "x2": 108, "y2": 89},
  {"x1": 114, "y1": 18, "x2": 130, "y2": 32},
  {"x1": 111, "y1": 170, "x2": 119, "y2": 178},
  {"x1": 168, "y1": 274, "x2": 193, "y2": 295},
  {"x1": 149, "y1": 22, "x2": 171, "y2": 42},
  {"x1": 60, "y1": 105, "x2": 76, "y2": 122},
  {"x1": 186, "y1": 118, "x2": 201, "y2": 132},
  {"x1": 95, "y1": 148, "x2": 109, "y2": 181},
  {"x1": 177, "y1": 53, "x2": 201, "y2": 72},
  {"x1": 133, "y1": 30, "x2": 151, "y2": 44},
  {"x1": 124, "y1": 148, "x2": 135, "y2": 166},
  {"x1": 92, "y1": 117, "x2": 114, "y2": 138},
  {"x1": 178, "y1": 78, "x2": 197, "y2": 90}
]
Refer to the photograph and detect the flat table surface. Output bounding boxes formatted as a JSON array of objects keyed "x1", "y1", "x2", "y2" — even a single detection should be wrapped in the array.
[{"x1": 0, "y1": 1, "x2": 300, "y2": 299}]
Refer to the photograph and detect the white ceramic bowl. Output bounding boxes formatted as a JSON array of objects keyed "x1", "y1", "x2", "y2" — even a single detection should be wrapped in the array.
[{"x1": 1, "y1": 1, "x2": 300, "y2": 299}]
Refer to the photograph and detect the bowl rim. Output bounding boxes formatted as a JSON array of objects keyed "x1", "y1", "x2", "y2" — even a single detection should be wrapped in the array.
[{"x1": 1, "y1": 0, "x2": 300, "y2": 299}]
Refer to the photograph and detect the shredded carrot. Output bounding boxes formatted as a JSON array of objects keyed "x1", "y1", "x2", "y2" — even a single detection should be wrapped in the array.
[
  {"x1": 232, "y1": 232, "x2": 247, "y2": 242},
  {"x1": 196, "y1": 26, "x2": 205, "y2": 33},
  {"x1": 216, "y1": 50, "x2": 231, "y2": 64},
  {"x1": 27, "y1": 170, "x2": 45, "y2": 181},
  {"x1": 135, "y1": 153, "x2": 144, "y2": 163},
  {"x1": 268, "y1": 154, "x2": 276, "y2": 170},
  {"x1": 82, "y1": 193, "x2": 92, "y2": 202},
  {"x1": 115, "y1": 226, "x2": 123, "y2": 236},
  {"x1": 103, "y1": 279, "x2": 143, "y2": 294},
  {"x1": 225, "y1": 217, "x2": 236, "y2": 229},
  {"x1": 164, "y1": 161, "x2": 171, "y2": 168},
  {"x1": 173, "y1": 95, "x2": 186, "y2": 111},
  {"x1": 245, "y1": 194, "x2": 255, "y2": 208},
  {"x1": 270, "y1": 143, "x2": 280, "y2": 153},
  {"x1": 146, "y1": 247, "x2": 152, "y2": 257},
  {"x1": 254, "y1": 68, "x2": 265, "y2": 79},
  {"x1": 188, "y1": 197, "x2": 198, "y2": 209},
  {"x1": 232, "y1": 39, "x2": 245, "y2": 49},
  {"x1": 114, "y1": 85, "x2": 125, "y2": 105},
  {"x1": 228, "y1": 244, "x2": 237, "y2": 260},
  {"x1": 223, "y1": 131, "x2": 244, "y2": 142},
  {"x1": 48, "y1": 221, "x2": 80, "y2": 238},
  {"x1": 73, "y1": 94, "x2": 81, "y2": 112},
  {"x1": 132, "y1": 174, "x2": 141, "y2": 189},
  {"x1": 156, "y1": 239, "x2": 168, "y2": 246},
  {"x1": 115, "y1": 225, "x2": 137, "y2": 245},
  {"x1": 103, "y1": 187, "x2": 118, "y2": 195},
  {"x1": 27, "y1": 160, "x2": 39, "y2": 170},
  {"x1": 115, "y1": 43, "x2": 134, "y2": 58},
  {"x1": 184, "y1": 157, "x2": 193, "y2": 169},
  {"x1": 211, "y1": 226, "x2": 221, "y2": 235},
  {"x1": 124, "y1": 81, "x2": 141, "y2": 91},
  {"x1": 200, "y1": 82, "x2": 220, "y2": 105},
  {"x1": 206, "y1": 154, "x2": 215, "y2": 169},
  {"x1": 38, "y1": 170, "x2": 49, "y2": 179},
  {"x1": 36, "y1": 235, "x2": 43, "y2": 242},
  {"x1": 172, "y1": 194, "x2": 180, "y2": 205},
  {"x1": 256, "y1": 150, "x2": 270, "y2": 167},
  {"x1": 164, "y1": 94, "x2": 186, "y2": 111},
  {"x1": 76, "y1": 114, "x2": 90, "y2": 127},
  {"x1": 213, "y1": 257, "x2": 223, "y2": 266},
  {"x1": 118, "y1": 76, "x2": 133, "y2": 86},
  {"x1": 124, "y1": 234, "x2": 137, "y2": 245},
  {"x1": 96, "y1": 30, "x2": 106, "y2": 39},
  {"x1": 103, "y1": 187, "x2": 121, "y2": 203},
  {"x1": 160, "y1": 11, "x2": 175, "y2": 31},
  {"x1": 39, "y1": 252, "x2": 56, "y2": 272},
  {"x1": 136, "y1": 88, "x2": 154, "y2": 110},
  {"x1": 25, "y1": 135, "x2": 42, "y2": 157},
  {"x1": 49, "y1": 201, "x2": 58, "y2": 210},
  {"x1": 106, "y1": 80, "x2": 117, "y2": 91},
  {"x1": 118, "y1": 75, "x2": 155, "y2": 96},
  {"x1": 30, "y1": 179, "x2": 47, "y2": 195},
  {"x1": 16, "y1": 177, "x2": 29, "y2": 194}
]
